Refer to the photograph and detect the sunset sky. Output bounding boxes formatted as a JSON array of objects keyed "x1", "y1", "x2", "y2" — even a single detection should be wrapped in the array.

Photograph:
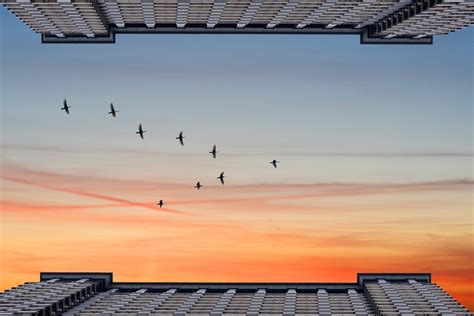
[{"x1": 0, "y1": 6, "x2": 473, "y2": 311}]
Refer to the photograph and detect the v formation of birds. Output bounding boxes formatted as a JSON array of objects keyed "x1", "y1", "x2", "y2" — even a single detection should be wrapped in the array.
[{"x1": 61, "y1": 99, "x2": 280, "y2": 209}]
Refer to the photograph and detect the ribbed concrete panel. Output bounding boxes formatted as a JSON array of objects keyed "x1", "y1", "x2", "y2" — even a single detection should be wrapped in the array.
[
  {"x1": 210, "y1": 289, "x2": 236, "y2": 316},
  {"x1": 378, "y1": 279, "x2": 414, "y2": 315},
  {"x1": 173, "y1": 288, "x2": 206, "y2": 316},
  {"x1": 176, "y1": 0, "x2": 190, "y2": 28},
  {"x1": 0, "y1": 279, "x2": 98, "y2": 315},
  {"x1": 57, "y1": 0, "x2": 95, "y2": 37},
  {"x1": 409, "y1": 280, "x2": 470, "y2": 315},
  {"x1": 207, "y1": 0, "x2": 227, "y2": 28},
  {"x1": 2, "y1": 273, "x2": 471, "y2": 315},
  {"x1": 327, "y1": 0, "x2": 377, "y2": 28},
  {"x1": 408, "y1": 279, "x2": 455, "y2": 314},
  {"x1": 348, "y1": 289, "x2": 370, "y2": 315},
  {"x1": 237, "y1": 0, "x2": 263, "y2": 28},
  {"x1": 355, "y1": 0, "x2": 412, "y2": 28},
  {"x1": 377, "y1": 1, "x2": 474, "y2": 38},
  {"x1": 103, "y1": 0, "x2": 125, "y2": 27},
  {"x1": 4, "y1": 0, "x2": 472, "y2": 44},
  {"x1": 246, "y1": 289, "x2": 266, "y2": 316},
  {"x1": 141, "y1": 0, "x2": 155, "y2": 28},
  {"x1": 266, "y1": 0, "x2": 300, "y2": 28},
  {"x1": 282, "y1": 289, "x2": 296, "y2": 315},
  {"x1": 296, "y1": 0, "x2": 337, "y2": 28},
  {"x1": 63, "y1": 289, "x2": 117, "y2": 315},
  {"x1": 378, "y1": 1, "x2": 442, "y2": 38},
  {"x1": 102, "y1": 288, "x2": 148, "y2": 314},
  {"x1": 317, "y1": 289, "x2": 331, "y2": 315},
  {"x1": 14, "y1": 0, "x2": 64, "y2": 37},
  {"x1": 426, "y1": 284, "x2": 470, "y2": 314},
  {"x1": 135, "y1": 288, "x2": 176, "y2": 314}
]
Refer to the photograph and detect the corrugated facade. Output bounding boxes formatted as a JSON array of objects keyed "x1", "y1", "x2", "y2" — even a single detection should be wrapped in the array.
[
  {"x1": 2, "y1": 0, "x2": 473, "y2": 44},
  {"x1": 0, "y1": 273, "x2": 470, "y2": 315}
]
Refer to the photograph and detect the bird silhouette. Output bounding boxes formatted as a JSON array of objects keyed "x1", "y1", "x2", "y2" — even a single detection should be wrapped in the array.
[
  {"x1": 108, "y1": 103, "x2": 118, "y2": 117},
  {"x1": 61, "y1": 99, "x2": 70, "y2": 114},
  {"x1": 194, "y1": 182, "x2": 202, "y2": 190},
  {"x1": 157, "y1": 200, "x2": 164, "y2": 208},
  {"x1": 136, "y1": 124, "x2": 146, "y2": 139},
  {"x1": 217, "y1": 172, "x2": 226, "y2": 185},
  {"x1": 209, "y1": 145, "x2": 218, "y2": 159},
  {"x1": 176, "y1": 131, "x2": 185, "y2": 146},
  {"x1": 270, "y1": 159, "x2": 280, "y2": 168}
]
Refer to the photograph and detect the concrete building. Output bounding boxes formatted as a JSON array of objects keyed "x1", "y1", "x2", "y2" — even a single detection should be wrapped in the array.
[
  {"x1": 0, "y1": 272, "x2": 470, "y2": 315},
  {"x1": 1, "y1": 0, "x2": 473, "y2": 44}
]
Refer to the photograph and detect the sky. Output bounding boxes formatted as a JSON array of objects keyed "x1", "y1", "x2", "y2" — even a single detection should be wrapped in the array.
[{"x1": 0, "y1": 6, "x2": 473, "y2": 310}]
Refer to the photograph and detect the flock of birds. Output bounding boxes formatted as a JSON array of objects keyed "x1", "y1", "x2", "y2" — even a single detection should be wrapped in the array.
[{"x1": 61, "y1": 99, "x2": 281, "y2": 209}]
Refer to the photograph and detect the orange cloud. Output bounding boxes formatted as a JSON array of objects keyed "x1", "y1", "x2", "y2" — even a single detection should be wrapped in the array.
[
  {"x1": 1, "y1": 174, "x2": 191, "y2": 216},
  {"x1": 1, "y1": 163, "x2": 472, "y2": 311}
]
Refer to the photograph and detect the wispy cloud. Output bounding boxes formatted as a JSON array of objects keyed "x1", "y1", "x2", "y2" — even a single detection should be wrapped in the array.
[
  {"x1": 2, "y1": 143, "x2": 472, "y2": 158},
  {"x1": 172, "y1": 179, "x2": 474, "y2": 208},
  {"x1": 0, "y1": 200, "x2": 241, "y2": 231},
  {"x1": 1, "y1": 164, "x2": 189, "y2": 191},
  {"x1": 2, "y1": 164, "x2": 472, "y2": 214},
  {"x1": 1, "y1": 171, "x2": 192, "y2": 216},
  {"x1": 1, "y1": 144, "x2": 73, "y2": 153},
  {"x1": 0, "y1": 200, "x2": 122, "y2": 211},
  {"x1": 226, "y1": 149, "x2": 474, "y2": 158}
]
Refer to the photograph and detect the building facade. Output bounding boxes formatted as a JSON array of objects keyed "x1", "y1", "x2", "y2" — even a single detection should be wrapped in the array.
[
  {"x1": 2, "y1": 0, "x2": 473, "y2": 44},
  {"x1": 0, "y1": 272, "x2": 470, "y2": 315}
]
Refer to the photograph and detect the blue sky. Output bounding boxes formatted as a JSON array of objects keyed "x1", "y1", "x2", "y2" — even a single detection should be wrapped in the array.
[{"x1": 1, "y1": 7, "x2": 472, "y2": 185}]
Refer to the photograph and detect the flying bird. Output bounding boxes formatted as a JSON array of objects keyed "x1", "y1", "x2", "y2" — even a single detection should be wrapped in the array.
[
  {"x1": 270, "y1": 159, "x2": 280, "y2": 168},
  {"x1": 108, "y1": 103, "x2": 118, "y2": 117},
  {"x1": 176, "y1": 131, "x2": 185, "y2": 146},
  {"x1": 136, "y1": 124, "x2": 146, "y2": 139},
  {"x1": 209, "y1": 145, "x2": 218, "y2": 159},
  {"x1": 217, "y1": 172, "x2": 225, "y2": 185},
  {"x1": 194, "y1": 182, "x2": 202, "y2": 190},
  {"x1": 157, "y1": 200, "x2": 164, "y2": 208},
  {"x1": 61, "y1": 99, "x2": 70, "y2": 114}
]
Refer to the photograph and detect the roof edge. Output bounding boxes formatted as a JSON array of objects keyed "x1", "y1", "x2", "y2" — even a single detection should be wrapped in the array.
[
  {"x1": 40, "y1": 272, "x2": 113, "y2": 289},
  {"x1": 39, "y1": 272, "x2": 431, "y2": 291},
  {"x1": 357, "y1": 273, "x2": 431, "y2": 285},
  {"x1": 41, "y1": 24, "x2": 433, "y2": 45}
]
